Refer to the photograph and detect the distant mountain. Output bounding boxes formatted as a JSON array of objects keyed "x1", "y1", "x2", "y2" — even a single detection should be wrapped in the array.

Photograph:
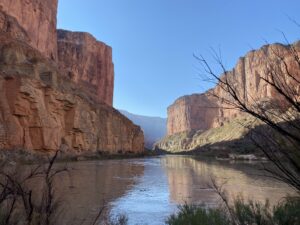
[{"x1": 119, "y1": 110, "x2": 167, "y2": 149}]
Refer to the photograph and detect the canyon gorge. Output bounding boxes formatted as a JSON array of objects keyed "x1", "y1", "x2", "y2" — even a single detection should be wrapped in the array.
[
  {"x1": 156, "y1": 41, "x2": 300, "y2": 152},
  {"x1": 0, "y1": 0, "x2": 144, "y2": 155},
  {"x1": 119, "y1": 110, "x2": 167, "y2": 149}
]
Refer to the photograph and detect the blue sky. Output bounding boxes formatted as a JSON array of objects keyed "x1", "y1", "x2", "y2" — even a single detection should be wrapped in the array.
[{"x1": 58, "y1": 0, "x2": 300, "y2": 118}]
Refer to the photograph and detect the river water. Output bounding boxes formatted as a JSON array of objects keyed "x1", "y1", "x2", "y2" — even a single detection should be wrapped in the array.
[{"x1": 52, "y1": 155, "x2": 295, "y2": 225}]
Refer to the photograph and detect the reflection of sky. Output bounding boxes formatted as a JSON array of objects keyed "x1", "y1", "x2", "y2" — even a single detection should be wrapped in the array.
[
  {"x1": 109, "y1": 157, "x2": 177, "y2": 225},
  {"x1": 109, "y1": 156, "x2": 295, "y2": 225}
]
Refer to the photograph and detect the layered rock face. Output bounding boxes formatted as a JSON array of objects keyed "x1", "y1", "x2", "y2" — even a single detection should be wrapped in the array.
[
  {"x1": 167, "y1": 42, "x2": 300, "y2": 136},
  {"x1": 167, "y1": 93, "x2": 219, "y2": 135},
  {"x1": 0, "y1": 8, "x2": 144, "y2": 154},
  {"x1": 0, "y1": 0, "x2": 58, "y2": 60},
  {"x1": 57, "y1": 30, "x2": 114, "y2": 106}
]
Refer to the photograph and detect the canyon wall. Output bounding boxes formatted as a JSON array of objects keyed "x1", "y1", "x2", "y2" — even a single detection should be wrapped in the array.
[
  {"x1": 167, "y1": 93, "x2": 219, "y2": 135},
  {"x1": 57, "y1": 30, "x2": 114, "y2": 106},
  {"x1": 0, "y1": 5, "x2": 144, "y2": 154},
  {"x1": 0, "y1": 0, "x2": 58, "y2": 60},
  {"x1": 167, "y1": 42, "x2": 300, "y2": 136}
]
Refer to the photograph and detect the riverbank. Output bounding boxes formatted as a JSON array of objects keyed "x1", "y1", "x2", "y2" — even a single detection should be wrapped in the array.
[
  {"x1": 153, "y1": 147, "x2": 269, "y2": 162},
  {"x1": 0, "y1": 148, "x2": 160, "y2": 164}
]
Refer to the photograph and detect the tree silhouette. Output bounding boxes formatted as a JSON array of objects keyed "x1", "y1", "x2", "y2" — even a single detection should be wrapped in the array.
[{"x1": 196, "y1": 39, "x2": 300, "y2": 192}]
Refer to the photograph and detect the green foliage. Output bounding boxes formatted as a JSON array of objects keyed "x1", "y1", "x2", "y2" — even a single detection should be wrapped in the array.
[
  {"x1": 273, "y1": 197, "x2": 300, "y2": 225},
  {"x1": 166, "y1": 204, "x2": 231, "y2": 225},
  {"x1": 233, "y1": 198, "x2": 273, "y2": 225},
  {"x1": 166, "y1": 197, "x2": 300, "y2": 225}
]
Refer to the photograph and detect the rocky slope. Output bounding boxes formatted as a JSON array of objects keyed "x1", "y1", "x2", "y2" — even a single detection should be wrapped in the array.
[
  {"x1": 119, "y1": 110, "x2": 167, "y2": 149},
  {"x1": 0, "y1": 3, "x2": 144, "y2": 155},
  {"x1": 157, "y1": 114, "x2": 258, "y2": 153},
  {"x1": 168, "y1": 42, "x2": 300, "y2": 136},
  {"x1": 57, "y1": 30, "x2": 114, "y2": 106},
  {"x1": 158, "y1": 41, "x2": 300, "y2": 152}
]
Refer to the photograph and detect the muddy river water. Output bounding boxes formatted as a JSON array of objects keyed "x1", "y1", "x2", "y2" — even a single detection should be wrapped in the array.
[{"x1": 52, "y1": 155, "x2": 295, "y2": 225}]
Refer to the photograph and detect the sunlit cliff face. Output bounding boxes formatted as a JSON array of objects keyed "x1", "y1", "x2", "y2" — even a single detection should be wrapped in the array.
[
  {"x1": 161, "y1": 156, "x2": 295, "y2": 205},
  {"x1": 166, "y1": 42, "x2": 300, "y2": 137}
]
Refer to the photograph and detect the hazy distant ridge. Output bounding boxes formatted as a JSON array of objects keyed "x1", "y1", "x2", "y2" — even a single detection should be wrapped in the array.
[{"x1": 119, "y1": 110, "x2": 167, "y2": 149}]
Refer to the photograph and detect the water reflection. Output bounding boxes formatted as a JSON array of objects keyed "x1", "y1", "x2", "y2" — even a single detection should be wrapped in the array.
[
  {"x1": 161, "y1": 156, "x2": 295, "y2": 206},
  {"x1": 55, "y1": 160, "x2": 144, "y2": 225},
  {"x1": 109, "y1": 156, "x2": 294, "y2": 225},
  {"x1": 109, "y1": 158, "x2": 177, "y2": 225}
]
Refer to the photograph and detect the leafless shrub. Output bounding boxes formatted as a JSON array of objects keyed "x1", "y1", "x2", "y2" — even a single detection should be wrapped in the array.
[{"x1": 196, "y1": 37, "x2": 300, "y2": 192}]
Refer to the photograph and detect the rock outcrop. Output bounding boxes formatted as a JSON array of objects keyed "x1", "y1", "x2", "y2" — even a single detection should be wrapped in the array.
[
  {"x1": 57, "y1": 30, "x2": 114, "y2": 106},
  {"x1": 167, "y1": 93, "x2": 219, "y2": 135},
  {"x1": 167, "y1": 42, "x2": 300, "y2": 136},
  {"x1": 0, "y1": 0, "x2": 58, "y2": 60},
  {"x1": 0, "y1": 6, "x2": 144, "y2": 154},
  {"x1": 157, "y1": 114, "x2": 257, "y2": 152}
]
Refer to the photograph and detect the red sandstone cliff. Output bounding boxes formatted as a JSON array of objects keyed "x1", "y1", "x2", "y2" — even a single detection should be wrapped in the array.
[
  {"x1": 0, "y1": 0, "x2": 58, "y2": 60},
  {"x1": 167, "y1": 93, "x2": 219, "y2": 135},
  {"x1": 167, "y1": 42, "x2": 300, "y2": 136},
  {"x1": 57, "y1": 30, "x2": 114, "y2": 106},
  {"x1": 0, "y1": 5, "x2": 144, "y2": 154}
]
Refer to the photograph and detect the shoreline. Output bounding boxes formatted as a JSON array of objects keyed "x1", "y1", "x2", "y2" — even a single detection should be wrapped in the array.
[{"x1": 0, "y1": 149, "x2": 161, "y2": 164}]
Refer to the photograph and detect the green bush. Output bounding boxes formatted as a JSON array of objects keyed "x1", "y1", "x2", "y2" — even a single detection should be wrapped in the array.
[
  {"x1": 273, "y1": 197, "x2": 300, "y2": 225},
  {"x1": 166, "y1": 197, "x2": 300, "y2": 225},
  {"x1": 166, "y1": 204, "x2": 231, "y2": 225},
  {"x1": 233, "y1": 198, "x2": 273, "y2": 225}
]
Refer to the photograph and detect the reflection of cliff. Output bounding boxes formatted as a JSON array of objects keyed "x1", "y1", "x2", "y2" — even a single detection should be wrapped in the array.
[
  {"x1": 54, "y1": 160, "x2": 144, "y2": 225},
  {"x1": 161, "y1": 156, "x2": 294, "y2": 205}
]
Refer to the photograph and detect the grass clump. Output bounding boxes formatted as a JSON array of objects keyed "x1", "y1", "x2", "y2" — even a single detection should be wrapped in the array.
[
  {"x1": 166, "y1": 197, "x2": 300, "y2": 225},
  {"x1": 166, "y1": 204, "x2": 230, "y2": 225}
]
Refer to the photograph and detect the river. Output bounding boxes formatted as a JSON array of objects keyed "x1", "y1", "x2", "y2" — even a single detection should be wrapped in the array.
[{"x1": 51, "y1": 155, "x2": 295, "y2": 225}]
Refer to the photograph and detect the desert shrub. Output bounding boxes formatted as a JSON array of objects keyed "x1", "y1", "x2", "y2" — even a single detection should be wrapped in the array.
[
  {"x1": 166, "y1": 197, "x2": 300, "y2": 225},
  {"x1": 233, "y1": 198, "x2": 273, "y2": 225},
  {"x1": 273, "y1": 197, "x2": 300, "y2": 225},
  {"x1": 166, "y1": 204, "x2": 231, "y2": 225}
]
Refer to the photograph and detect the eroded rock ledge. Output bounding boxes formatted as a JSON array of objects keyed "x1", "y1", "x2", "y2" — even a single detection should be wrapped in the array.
[
  {"x1": 57, "y1": 30, "x2": 114, "y2": 106},
  {"x1": 167, "y1": 42, "x2": 300, "y2": 136},
  {"x1": 0, "y1": 6, "x2": 144, "y2": 154},
  {"x1": 0, "y1": 0, "x2": 58, "y2": 60},
  {"x1": 158, "y1": 41, "x2": 300, "y2": 152}
]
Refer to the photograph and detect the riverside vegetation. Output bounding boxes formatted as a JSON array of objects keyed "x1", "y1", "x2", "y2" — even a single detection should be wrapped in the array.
[
  {"x1": 156, "y1": 37, "x2": 300, "y2": 224},
  {"x1": 166, "y1": 197, "x2": 300, "y2": 225},
  {"x1": 0, "y1": 153, "x2": 298, "y2": 225},
  {"x1": 0, "y1": 151, "x2": 133, "y2": 225},
  {"x1": 0, "y1": 0, "x2": 299, "y2": 224}
]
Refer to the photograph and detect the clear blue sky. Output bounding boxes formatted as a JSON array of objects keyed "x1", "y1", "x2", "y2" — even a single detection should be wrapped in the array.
[{"x1": 57, "y1": 0, "x2": 300, "y2": 118}]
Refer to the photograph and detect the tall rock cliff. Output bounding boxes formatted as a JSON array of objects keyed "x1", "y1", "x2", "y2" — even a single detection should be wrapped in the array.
[
  {"x1": 167, "y1": 93, "x2": 219, "y2": 135},
  {"x1": 167, "y1": 42, "x2": 300, "y2": 136},
  {"x1": 0, "y1": 0, "x2": 58, "y2": 60},
  {"x1": 57, "y1": 30, "x2": 114, "y2": 106},
  {"x1": 0, "y1": 4, "x2": 144, "y2": 154}
]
